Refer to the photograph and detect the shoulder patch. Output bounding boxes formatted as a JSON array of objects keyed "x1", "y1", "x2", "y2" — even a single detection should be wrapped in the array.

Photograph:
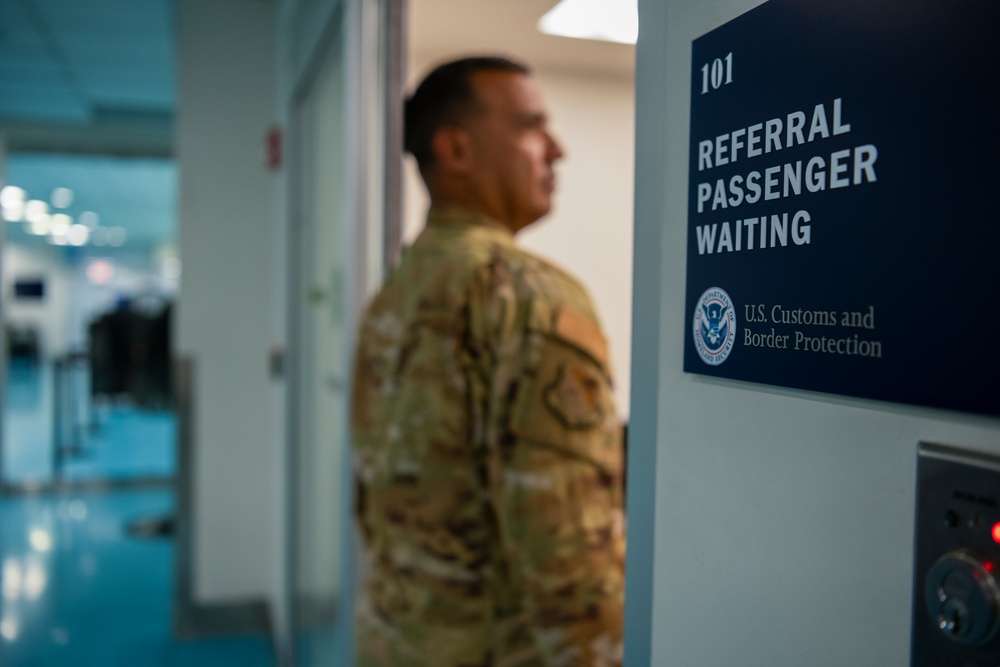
[{"x1": 544, "y1": 362, "x2": 606, "y2": 429}]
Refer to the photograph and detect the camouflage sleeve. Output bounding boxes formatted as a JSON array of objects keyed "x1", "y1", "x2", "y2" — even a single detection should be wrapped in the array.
[{"x1": 466, "y1": 251, "x2": 626, "y2": 667}]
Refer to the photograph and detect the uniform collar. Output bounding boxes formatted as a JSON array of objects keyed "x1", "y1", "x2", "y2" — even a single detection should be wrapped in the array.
[{"x1": 426, "y1": 206, "x2": 515, "y2": 242}]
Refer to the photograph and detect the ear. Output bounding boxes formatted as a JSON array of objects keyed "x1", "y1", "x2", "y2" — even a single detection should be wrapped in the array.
[{"x1": 430, "y1": 126, "x2": 474, "y2": 174}]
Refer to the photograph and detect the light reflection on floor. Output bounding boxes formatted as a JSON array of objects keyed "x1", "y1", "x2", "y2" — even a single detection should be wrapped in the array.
[
  {"x1": 1, "y1": 361, "x2": 275, "y2": 664},
  {"x1": 0, "y1": 488, "x2": 275, "y2": 665}
]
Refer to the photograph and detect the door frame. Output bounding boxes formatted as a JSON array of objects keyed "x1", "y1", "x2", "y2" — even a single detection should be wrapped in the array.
[{"x1": 283, "y1": 0, "x2": 406, "y2": 664}]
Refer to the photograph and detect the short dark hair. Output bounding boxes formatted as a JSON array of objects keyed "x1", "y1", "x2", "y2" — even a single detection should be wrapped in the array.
[{"x1": 404, "y1": 56, "x2": 531, "y2": 172}]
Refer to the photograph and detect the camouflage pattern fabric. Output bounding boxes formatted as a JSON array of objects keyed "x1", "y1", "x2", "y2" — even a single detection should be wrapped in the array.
[{"x1": 352, "y1": 207, "x2": 626, "y2": 667}]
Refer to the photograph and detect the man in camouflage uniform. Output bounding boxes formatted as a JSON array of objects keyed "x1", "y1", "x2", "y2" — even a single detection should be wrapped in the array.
[{"x1": 352, "y1": 56, "x2": 625, "y2": 667}]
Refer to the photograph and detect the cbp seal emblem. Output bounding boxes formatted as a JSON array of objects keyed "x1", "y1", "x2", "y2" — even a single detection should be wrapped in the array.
[{"x1": 693, "y1": 287, "x2": 736, "y2": 365}]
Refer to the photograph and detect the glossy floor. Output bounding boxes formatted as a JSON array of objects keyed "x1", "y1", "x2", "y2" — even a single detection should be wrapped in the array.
[
  {"x1": 4, "y1": 359, "x2": 175, "y2": 487},
  {"x1": 0, "y1": 487, "x2": 275, "y2": 666},
  {"x1": 1, "y1": 361, "x2": 274, "y2": 665}
]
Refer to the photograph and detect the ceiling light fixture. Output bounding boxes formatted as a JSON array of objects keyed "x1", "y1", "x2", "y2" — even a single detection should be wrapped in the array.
[
  {"x1": 68, "y1": 224, "x2": 90, "y2": 247},
  {"x1": 1, "y1": 186, "x2": 26, "y2": 221},
  {"x1": 50, "y1": 214, "x2": 72, "y2": 235},
  {"x1": 28, "y1": 217, "x2": 52, "y2": 236},
  {"x1": 24, "y1": 200, "x2": 50, "y2": 224},
  {"x1": 2, "y1": 201, "x2": 25, "y2": 223},
  {"x1": 51, "y1": 187, "x2": 74, "y2": 209},
  {"x1": 0, "y1": 186, "x2": 26, "y2": 209},
  {"x1": 538, "y1": 0, "x2": 638, "y2": 45}
]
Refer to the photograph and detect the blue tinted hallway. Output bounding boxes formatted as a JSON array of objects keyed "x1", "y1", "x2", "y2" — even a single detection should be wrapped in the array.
[
  {"x1": 1, "y1": 360, "x2": 275, "y2": 665},
  {"x1": 0, "y1": 487, "x2": 275, "y2": 666}
]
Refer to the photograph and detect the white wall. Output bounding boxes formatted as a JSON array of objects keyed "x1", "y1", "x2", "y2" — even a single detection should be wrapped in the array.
[
  {"x1": 403, "y1": 64, "x2": 635, "y2": 417},
  {"x1": 176, "y1": 0, "x2": 280, "y2": 606},
  {"x1": 1, "y1": 245, "x2": 71, "y2": 358},
  {"x1": 2, "y1": 245, "x2": 173, "y2": 359},
  {"x1": 625, "y1": 0, "x2": 1000, "y2": 665}
]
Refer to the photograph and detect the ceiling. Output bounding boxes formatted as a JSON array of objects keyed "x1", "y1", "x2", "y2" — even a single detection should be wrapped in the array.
[
  {"x1": 4, "y1": 153, "x2": 176, "y2": 250},
  {"x1": 0, "y1": 0, "x2": 632, "y2": 253},
  {"x1": 0, "y1": 0, "x2": 175, "y2": 252},
  {"x1": 0, "y1": 0, "x2": 174, "y2": 150},
  {"x1": 410, "y1": 0, "x2": 634, "y2": 80}
]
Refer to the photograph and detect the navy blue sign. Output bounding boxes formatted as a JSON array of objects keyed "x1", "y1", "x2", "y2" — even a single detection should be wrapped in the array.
[{"x1": 683, "y1": 0, "x2": 1000, "y2": 416}]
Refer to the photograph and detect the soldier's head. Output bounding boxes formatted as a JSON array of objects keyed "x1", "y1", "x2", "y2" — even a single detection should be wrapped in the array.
[{"x1": 405, "y1": 56, "x2": 564, "y2": 234}]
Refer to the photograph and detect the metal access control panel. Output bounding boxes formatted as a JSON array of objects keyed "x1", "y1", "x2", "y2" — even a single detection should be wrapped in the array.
[{"x1": 912, "y1": 443, "x2": 1000, "y2": 666}]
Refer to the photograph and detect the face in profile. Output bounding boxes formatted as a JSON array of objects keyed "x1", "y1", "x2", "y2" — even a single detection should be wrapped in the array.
[{"x1": 463, "y1": 70, "x2": 564, "y2": 233}]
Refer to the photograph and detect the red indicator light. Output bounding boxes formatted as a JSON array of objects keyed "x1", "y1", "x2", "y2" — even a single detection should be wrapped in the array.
[
  {"x1": 986, "y1": 562, "x2": 995, "y2": 573},
  {"x1": 992, "y1": 522, "x2": 1000, "y2": 544}
]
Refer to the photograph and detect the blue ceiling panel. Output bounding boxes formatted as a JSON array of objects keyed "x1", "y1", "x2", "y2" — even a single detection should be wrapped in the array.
[
  {"x1": 0, "y1": 0, "x2": 176, "y2": 122},
  {"x1": 0, "y1": 4, "x2": 50, "y2": 61},
  {"x1": 0, "y1": 64, "x2": 66, "y2": 89},
  {"x1": 0, "y1": 0, "x2": 178, "y2": 248},
  {"x1": 0, "y1": 84, "x2": 89, "y2": 122}
]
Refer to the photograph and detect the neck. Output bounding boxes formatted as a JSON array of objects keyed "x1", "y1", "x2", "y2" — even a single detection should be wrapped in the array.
[{"x1": 428, "y1": 189, "x2": 520, "y2": 234}]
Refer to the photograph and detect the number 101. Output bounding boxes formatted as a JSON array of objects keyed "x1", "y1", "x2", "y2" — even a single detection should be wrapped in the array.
[{"x1": 700, "y1": 53, "x2": 733, "y2": 94}]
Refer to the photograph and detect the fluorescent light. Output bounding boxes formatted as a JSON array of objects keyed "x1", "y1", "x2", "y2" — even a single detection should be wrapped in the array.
[
  {"x1": 3, "y1": 201, "x2": 25, "y2": 222},
  {"x1": 68, "y1": 224, "x2": 90, "y2": 246},
  {"x1": 50, "y1": 214, "x2": 72, "y2": 237},
  {"x1": 28, "y1": 216, "x2": 52, "y2": 236},
  {"x1": 539, "y1": 0, "x2": 638, "y2": 45},
  {"x1": 51, "y1": 187, "x2": 74, "y2": 209},
  {"x1": 0, "y1": 186, "x2": 26, "y2": 209},
  {"x1": 49, "y1": 226, "x2": 69, "y2": 245},
  {"x1": 25, "y1": 200, "x2": 50, "y2": 223}
]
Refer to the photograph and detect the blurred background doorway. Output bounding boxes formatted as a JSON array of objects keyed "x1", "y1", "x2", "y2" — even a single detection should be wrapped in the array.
[
  {"x1": 1, "y1": 1, "x2": 178, "y2": 492},
  {"x1": 3, "y1": 153, "x2": 178, "y2": 490},
  {"x1": 0, "y1": 2, "x2": 273, "y2": 664}
]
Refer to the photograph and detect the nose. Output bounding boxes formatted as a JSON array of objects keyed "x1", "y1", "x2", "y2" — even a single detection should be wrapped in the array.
[{"x1": 546, "y1": 130, "x2": 565, "y2": 162}]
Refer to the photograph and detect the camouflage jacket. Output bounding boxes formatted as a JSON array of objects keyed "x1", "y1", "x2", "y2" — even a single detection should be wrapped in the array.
[{"x1": 352, "y1": 207, "x2": 625, "y2": 667}]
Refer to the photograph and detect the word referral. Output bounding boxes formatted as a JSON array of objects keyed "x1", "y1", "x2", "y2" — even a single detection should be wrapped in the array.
[{"x1": 693, "y1": 97, "x2": 879, "y2": 255}]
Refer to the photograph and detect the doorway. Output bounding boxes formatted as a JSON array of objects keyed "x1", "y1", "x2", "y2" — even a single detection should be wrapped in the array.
[
  {"x1": 2, "y1": 153, "x2": 178, "y2": 491},
  {"x1": 284, "y1": 1, "x2": 402, "y2": 664},
  {"x1": 405, "y1": 0, "x2": 637, "y2": 417},
  {"x1": 287, "y1": 12, "x2": 352, "y2": 661},
  {"x1": 281, "y1": 1, "x2": 635, "y2": 663}
]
